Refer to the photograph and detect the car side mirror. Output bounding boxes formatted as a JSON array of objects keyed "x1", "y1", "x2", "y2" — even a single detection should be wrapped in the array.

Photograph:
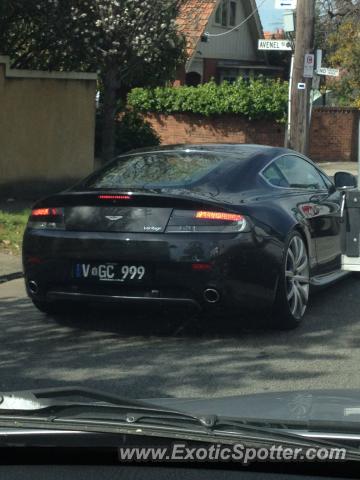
[{"x1": 334, "y1": 171, "x2": 357, "y2": 190}]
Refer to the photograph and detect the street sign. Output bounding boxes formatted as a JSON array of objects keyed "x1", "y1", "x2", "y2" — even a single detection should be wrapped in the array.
[
  {"x1": 303, "y1": 53, "x2": 314, "y2": 78},
  {"x1": 275, "y1": 0, "x2": 297, "y2": 9},
  {"x1": 317, "y1": 67, "x2": 340, "y2": 77},
  {"x1": 258, "y1": 39, "x2": 293, "y2": 51},
  {"x1": 297, "y1": 83, "x2": 306, "y2": 90},
  {"x1": 316, "y1": 49, "x2": 323, "y2": 71},
  {"x1": 283, "y1": 11, "x2": 295, "y2": 32}
]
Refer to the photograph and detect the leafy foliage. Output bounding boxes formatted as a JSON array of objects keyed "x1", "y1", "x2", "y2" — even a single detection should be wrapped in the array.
[
  {"x1": 317, "y1": 0, "x2": 360, "y2": 24},
  {"x1": 95, "y1": 111, "x2": 160, "y2": 157},
  {"x1": 0, "y1": 208, "x2": 30, "y2": 255},
  {"x1": 327, "y1": 19, "x2": 360, "y2": 105},
  {"x1": 316, "y1": 0, "x2": 360, "y2": 105},
  {"x1": 115, "y1": 112, "x2": 160, "y2": 154},
  {"x1": 0, "y1": 0, "x2": 186, "y2": 161},
  {"x1": 0, "y1": 0, "x2": 185, "y2": 81},
  {"x1": 128, "y1": 79, "x2": 289, "y2": 123}
]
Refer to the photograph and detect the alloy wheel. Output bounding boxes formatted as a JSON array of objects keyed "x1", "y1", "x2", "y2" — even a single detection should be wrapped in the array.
[{"x1": 285, "y1": 235, "x2": 310, "y2": 320}]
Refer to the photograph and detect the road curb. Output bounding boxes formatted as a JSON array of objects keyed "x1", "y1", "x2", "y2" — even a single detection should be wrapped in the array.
[{"x1": 0, "y1": 272, "x2": 23, "y2": 284}]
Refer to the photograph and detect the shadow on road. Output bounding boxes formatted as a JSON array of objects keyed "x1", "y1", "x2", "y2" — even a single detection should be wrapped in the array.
[{"x1": 0, "y1": 275, "x2": 359, "y2": 398}]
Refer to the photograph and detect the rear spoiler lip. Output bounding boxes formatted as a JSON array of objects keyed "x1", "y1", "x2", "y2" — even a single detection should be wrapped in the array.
[{"x1": 33, "y1": 190, "x2": 240, "y2": 213}]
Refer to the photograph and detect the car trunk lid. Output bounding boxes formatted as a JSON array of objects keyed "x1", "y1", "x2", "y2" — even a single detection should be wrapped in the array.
[
  {"x1": 65, "y1": 206, "x2": 173, "y2": 233},
  {"x1": 35, "y1": 191, "x2": 238, "y2": 234}
]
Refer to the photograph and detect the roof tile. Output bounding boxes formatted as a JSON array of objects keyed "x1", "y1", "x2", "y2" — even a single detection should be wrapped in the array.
[{"x1": 177, "y1": 0, "x2": 219, "y2": 57}]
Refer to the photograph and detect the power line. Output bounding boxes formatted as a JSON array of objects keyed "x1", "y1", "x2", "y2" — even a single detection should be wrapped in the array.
[{"x1": 204, "y1": 0, "x2": 268, "y2": 38}]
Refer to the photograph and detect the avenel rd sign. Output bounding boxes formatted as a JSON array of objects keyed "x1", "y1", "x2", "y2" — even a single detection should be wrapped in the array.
[{"x1": 258, "y1": 39, "x2": 293, "y2": 51}]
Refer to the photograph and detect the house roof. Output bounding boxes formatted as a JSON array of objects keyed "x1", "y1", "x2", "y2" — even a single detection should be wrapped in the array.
[
  {"x1": 177, "y1": 0, "x2": 219, "y2": 58},
  {"x1": 177, "y1": 0, "x2": 264, "y2": 61}
]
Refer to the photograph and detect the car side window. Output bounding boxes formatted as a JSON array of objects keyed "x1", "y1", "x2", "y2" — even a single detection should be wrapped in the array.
[
  {"x1": 319, "y1": 171, "x2": 334, "y2": 190},
  {"x1": 262, "y1": 163, "x2": 290, "y2": 188},
  {"x1": 274, "y1": 155, "x2": 327, "y2": 190}
]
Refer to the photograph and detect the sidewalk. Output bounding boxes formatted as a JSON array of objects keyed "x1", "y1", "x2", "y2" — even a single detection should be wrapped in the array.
[
  {"x1": 320, "y1": 162, "x2": 357, "y2": 177},
  {"x1": 0, "y1": 252, "x2": 23, "y2": 282}
]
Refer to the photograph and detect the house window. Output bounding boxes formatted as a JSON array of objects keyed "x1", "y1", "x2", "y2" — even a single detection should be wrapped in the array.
[
  {"x1": 219, "y1": 68, "x2": 250, "y2": 83},
  {"x1": 215, "y1": 3, "x2": 221, "y2": 23},
  {"x1": 215, "y1": 0, "x2": 237, "y2": 27},
  {"x1": 219, "y1": 68, "x2": 238, "y2": 83},
  {"x1": 229, "y1": 1, "x2": 237, "y2": 26},
  {"x1": 221, "y1": 0, "x2": 228, "y2": 26}
]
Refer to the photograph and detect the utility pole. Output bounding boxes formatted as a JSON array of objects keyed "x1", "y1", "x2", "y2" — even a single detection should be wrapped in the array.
[{"x1": 288, "y1": 0, "x2": 315, "y2": 154}]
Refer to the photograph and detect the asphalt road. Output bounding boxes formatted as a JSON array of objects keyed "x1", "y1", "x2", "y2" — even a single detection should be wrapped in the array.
[{"x1": 0, "y1": 276, "x2": 359, "y2": 399}]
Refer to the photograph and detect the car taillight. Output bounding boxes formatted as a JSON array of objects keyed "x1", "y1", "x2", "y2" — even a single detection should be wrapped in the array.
[
  {"x1": 166, "y1": 210, "x2": 249, "y2": 233},
  {"x1": 195, "y1": 211, "x2": 244, "y2": 222},
  {"x1": 98, "y1": 195, "x2": 131, "y2": 200},
  {"x1": 28, "y1": 207, "x2": 65, "y2": 230},
  {"x1": 31, "y1": 208, "x2": 61, "y2": 216}
]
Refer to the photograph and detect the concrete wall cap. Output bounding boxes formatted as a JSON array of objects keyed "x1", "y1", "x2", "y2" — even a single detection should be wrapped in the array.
[{"x1": 0, "y1": 55, "x2": 97, "y2": 81}]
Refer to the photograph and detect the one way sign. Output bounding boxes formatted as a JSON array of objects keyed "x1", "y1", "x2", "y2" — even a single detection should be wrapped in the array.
[{"x1": 275, "y1": 0, "x2": 297, "y2": 9}]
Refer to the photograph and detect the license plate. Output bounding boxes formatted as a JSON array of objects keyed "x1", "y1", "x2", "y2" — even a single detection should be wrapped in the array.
[{"x1": 74, "y1": 263, "x2": 147, "y2": 283}]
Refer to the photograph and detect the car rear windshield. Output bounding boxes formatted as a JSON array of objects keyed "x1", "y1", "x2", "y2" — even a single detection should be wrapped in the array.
[{"x1": 80, "y1": 151, "x2": 251, "y2": 193}]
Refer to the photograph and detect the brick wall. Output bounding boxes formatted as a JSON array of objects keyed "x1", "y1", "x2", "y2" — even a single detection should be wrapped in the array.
[
  {"x1": 309, "y1": 107, "x2": 359, "y2": 162},
  {"x1": 144, "y1": 107, "x2": 360, "y2": 162},
  {"x1": 144, "y1": 113, "x2": 285, "y2": 149}
]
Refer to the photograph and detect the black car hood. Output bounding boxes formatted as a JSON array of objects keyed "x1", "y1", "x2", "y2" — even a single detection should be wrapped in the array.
[{"x1": 144, "y1": 390, "x2": 360, "y2": 424}]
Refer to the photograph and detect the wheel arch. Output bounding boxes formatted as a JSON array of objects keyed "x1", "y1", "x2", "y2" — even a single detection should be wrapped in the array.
[{"x1": 245, "y1": 201, "x2": 316, "y2": 270}]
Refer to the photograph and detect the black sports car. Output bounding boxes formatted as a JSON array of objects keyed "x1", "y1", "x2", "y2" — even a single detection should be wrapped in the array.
[{"x1": 23, "y1": 144, "x2": 355, "y2": 329}]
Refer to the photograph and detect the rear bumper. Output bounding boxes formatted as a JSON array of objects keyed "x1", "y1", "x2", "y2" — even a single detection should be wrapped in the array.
[
  {"x1": 47, "y1": 290, "x2": 201, "y2": 311},
  {"x1": 23, "y1": 228, "x2": 283, "y2": 312}
]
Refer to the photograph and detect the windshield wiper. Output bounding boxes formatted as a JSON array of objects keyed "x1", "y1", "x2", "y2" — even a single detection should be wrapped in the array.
[
  {"x1": 0, "y1": 387, "x2": 214, "y2": 428},
  {"x1": 0, "y1": 387, "x2": 359, "y2": 459}
]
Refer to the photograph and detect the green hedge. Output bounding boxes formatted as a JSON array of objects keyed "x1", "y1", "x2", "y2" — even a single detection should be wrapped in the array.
[
  {"x1": 127, "y1": 79, "x2": 288, "y2": 123},
  {"x1": 95, "y1": 110, "x2": 160, "y2": 157}
]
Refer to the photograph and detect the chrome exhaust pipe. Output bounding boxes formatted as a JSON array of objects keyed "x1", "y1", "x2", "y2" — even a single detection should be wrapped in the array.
[
  {"x1": 28, "y1": 280, "x2": 39, "y2": 295},
  {"x1": 203, "y1": 288, "x2": 220, "y2": 304}
]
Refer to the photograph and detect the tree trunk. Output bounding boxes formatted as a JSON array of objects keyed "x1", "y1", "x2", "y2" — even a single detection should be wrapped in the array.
[{"x1": 101, "y1": 67, "x2": 118, "y2": 164}]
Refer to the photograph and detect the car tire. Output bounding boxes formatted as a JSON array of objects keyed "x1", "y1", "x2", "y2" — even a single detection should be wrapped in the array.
[{"x1": 272, "y1": 231, "x2": 310, "y2": 330}]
